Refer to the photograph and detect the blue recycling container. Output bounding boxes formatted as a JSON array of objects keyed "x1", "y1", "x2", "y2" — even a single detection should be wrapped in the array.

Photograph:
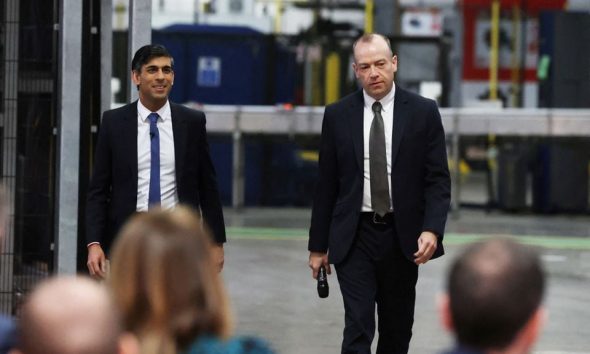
[{"x1": 153, "y1": 24, "x2": 295, "y2": 105}]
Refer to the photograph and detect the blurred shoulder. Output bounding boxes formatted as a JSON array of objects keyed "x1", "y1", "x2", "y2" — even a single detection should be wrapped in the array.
[
  {"x1": 101, "y1": 102, "x2": 135, "y2": 123},
  {"x1": 170, "y1": 102, "x2": 205, "y2": 121},
  {"x1": 397, "y1": 86, "x2": 438, "y2": 108},
  {"x1": 326, "y1": 90, "x2": 363, "y2": 110}
]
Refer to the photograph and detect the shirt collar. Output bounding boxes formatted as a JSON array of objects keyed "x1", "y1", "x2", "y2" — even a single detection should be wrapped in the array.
[
  {"x1": 363, "y1": 83, "x2": 395, "y2": 113},
  {"x1": 137, "y1": 100, "x2": 171, "y2": 122}
]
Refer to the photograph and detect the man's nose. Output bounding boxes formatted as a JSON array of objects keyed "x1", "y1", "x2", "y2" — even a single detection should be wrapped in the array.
[{"x1": 369, "y1": 66, "x2": 378, "y2": 77}]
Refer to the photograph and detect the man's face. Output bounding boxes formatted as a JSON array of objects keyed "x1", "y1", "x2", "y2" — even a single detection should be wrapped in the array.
[
  {"x1": 132, "y1": 56, "x2": 174, "y2": 109},
  {"x1": 352, "y1": 37, "x2": 397, "y2": 101}
]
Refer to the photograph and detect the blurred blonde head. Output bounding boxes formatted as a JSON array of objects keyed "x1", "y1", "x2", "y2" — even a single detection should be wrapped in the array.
[{"x1": 109, "y1": 206, "x2": 232, "y2": 354}]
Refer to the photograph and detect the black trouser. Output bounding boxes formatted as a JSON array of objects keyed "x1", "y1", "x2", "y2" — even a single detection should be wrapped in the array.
[{"x1": 335, "y1": 213, "x2": 418, "y2": 354}]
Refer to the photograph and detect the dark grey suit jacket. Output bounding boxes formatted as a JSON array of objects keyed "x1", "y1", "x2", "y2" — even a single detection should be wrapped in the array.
[
  {"x1": 308, "y1": 87, "x2": 450, "y2": 264},
  {"x1": 86, "y1": 101, "x2": 226, "y2": 254}
]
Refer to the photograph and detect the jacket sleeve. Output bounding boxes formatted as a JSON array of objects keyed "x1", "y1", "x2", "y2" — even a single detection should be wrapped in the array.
[
  {"x1": 422, "y1": 99, "x2": 451, "y2": 239},
  {"x1": 197, "y1": 113, "x2": 227, "y2": 244},
  {"x1": 308, "y1": 106, "x2": 339, "y2": 252},
  {"x1": 85, "y1": 112, "x2": 113, "y2": 245}
]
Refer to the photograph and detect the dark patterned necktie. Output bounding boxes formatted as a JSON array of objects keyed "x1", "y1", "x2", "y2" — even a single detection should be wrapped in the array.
[
  {"x1": 148, "y1": 112, "x2": 161, "y2": 209},
  {"x1": 370, "y1": 101, "x2": 390, "y2": 216}
]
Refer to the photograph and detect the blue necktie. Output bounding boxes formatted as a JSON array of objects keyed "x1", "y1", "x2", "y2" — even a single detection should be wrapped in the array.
[{"x1": 148, "y1": 113, "x2": 161, "y2": 209}]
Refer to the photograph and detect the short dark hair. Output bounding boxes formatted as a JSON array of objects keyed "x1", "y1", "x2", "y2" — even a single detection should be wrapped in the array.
[
  {"x1": 447, "y1": 238, "x2": 545, "y2": 350},
  {"x1": 352, "y1": 33, "x2": 393, "y2": 62},
  {"x1": 131, "y1": 44, "x2": 174, "y2": 72}
]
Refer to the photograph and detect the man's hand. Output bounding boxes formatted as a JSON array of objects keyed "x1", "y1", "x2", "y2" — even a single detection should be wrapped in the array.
[
  {"x1": 309, "y1": 251, "x2": 331, "y2": 279},
  {"x1": 212, "y1": 243, "x2": 225, "y2": 272},
  {"x1": 87, "y1": 244, "x2": 107, "y2": 279},
  {"x1": 414, "y1": 231, "x2": 438, "y2": 265}
]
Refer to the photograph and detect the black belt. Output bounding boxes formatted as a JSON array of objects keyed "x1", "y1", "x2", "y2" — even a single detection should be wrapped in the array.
[{"x1": 361, "y1": 212, "x2": 394, "y2": 225}]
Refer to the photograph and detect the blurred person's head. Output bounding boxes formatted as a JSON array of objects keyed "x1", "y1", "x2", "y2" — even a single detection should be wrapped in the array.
[
  {"x1": 109, "y1": 207, "x2": 231, "y2": 354},
  {"x1": 13, "y1": 276, "x2": 138, "y2": 354},
  {"x1": 439, "y1": 238, "x2": 546, "y2": 353},
  {"x1": 131, "y1": 44, "x2": 174, "y2": 111},
  {"x1": 352, "y1": 33, "x2": 397, "y2": 101}
]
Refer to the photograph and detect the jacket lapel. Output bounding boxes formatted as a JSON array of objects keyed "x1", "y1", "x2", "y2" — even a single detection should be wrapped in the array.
[
  {"x1": 349, "y1": 90, "x2": 365, "y2": 172},
  {"x1": 391, "y1": 87, "x2": 409, "y2": 169},
  {"x1": 170, "y1": 103, "x2": 187, "y2": 183},
  {"x1": 123, "y1": 102, "x2": 139, "y2": 194}
]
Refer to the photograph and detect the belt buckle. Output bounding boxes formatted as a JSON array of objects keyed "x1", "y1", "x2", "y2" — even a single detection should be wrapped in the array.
[{"x1": 373, "y1": 212, "x2": 387, "y2": 225}]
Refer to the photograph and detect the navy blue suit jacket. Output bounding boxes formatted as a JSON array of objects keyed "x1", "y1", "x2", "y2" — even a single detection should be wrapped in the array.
[
  {"x1": 86, "y1": 101, "x2": 226, "y2": 254},
  {"x1": 308, "y1": 87, "x2": 450, "y2": 264}
]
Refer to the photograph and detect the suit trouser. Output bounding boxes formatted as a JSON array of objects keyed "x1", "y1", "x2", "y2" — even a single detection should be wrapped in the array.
[{"x1": 335, "y1": 213, "x2": 419, "y2": 354}]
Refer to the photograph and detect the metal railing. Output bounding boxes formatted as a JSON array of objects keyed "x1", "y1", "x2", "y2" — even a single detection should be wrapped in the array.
[{"x1": 188, "y1": 104, "x2": 590, "y2": 209}]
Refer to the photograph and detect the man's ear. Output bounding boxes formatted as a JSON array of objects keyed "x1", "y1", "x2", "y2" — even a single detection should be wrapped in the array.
[
  {"x1": 352, "y1": 63, "x2": 359, "y2": 79},
  {"x1": 131, "y1": 70, "x2": 141, "y2": 86},
  {"x1": 437, "y1": 293, "x2": 454, "y2": 332},
  {"x1": 520, "y1": 307, "x2": 546, "y2": 349},
  {"x1": 392, "y1": 55, "x2": 398, "y2": 73}
]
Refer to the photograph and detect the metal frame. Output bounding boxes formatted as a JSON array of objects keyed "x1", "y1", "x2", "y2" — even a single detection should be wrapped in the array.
[
  {"x1": 101, "y1": 0, "x2": 113, "y2": 115},
  {"x1": 128, "y1": 0, "x2": 152, "y2": 102},
  {"x1": 55, "y1": 0, "x2": 83, "y2": 274},
  {"x1": 199, "y1": 105, "x2": 590, "y2": 136},
  {"x1": 1, "y1": 0, "x2": 20, "y2": 312}
]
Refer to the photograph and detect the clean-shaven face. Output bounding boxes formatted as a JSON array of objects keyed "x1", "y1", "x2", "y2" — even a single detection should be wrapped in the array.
[
  {"x1": 352, "y1": 37, "x2": 397, "y2": 101},
  {"x1": 132, "y1": 56, "x2": 174, "y2": 109}
]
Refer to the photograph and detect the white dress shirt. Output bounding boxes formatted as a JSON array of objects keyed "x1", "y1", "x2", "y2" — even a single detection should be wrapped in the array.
[
  {"x1": 361, "y1": 85, "x2": 395, "y2": 212},
  {"x1": 136, "y1": 100, "x2": 178, "y2": 211}
]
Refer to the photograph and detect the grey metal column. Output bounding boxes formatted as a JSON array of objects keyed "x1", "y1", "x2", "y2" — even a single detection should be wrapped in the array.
[
  {"x1": 232, "y1": 109, "x2": 245, "y2": 209},
  {"x1": 55, "y1": 0, "x2": 82, "y2": 274},
  {"x1": 101, "y1": 0, "x2": 113, "y2": 114},
  {"x1": 0, "y1": 0, "x2": 19, "y2": 313},
  {"x1": 449, "y1": 5, "x2": 463, "y2": 215},
  {"x1": 128, "y1": 0, "x2": 152, "y2": 102},
  {"x1": 303, "y1": 46, "x2": 313, "y2": 105},
  {"x1": 451, "y1": 110, "x2": 460, "y2": 215},
  {"x1": 449, "y1": 6, "x2": 464, "y2": 107},
  {"x1": 374, "y1": 0, "x2": 396, "y2": 36}
]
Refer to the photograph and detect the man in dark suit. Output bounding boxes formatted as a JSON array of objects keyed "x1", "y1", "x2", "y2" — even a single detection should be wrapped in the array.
[
  {"x1": 438, "y1": 238, "x2": 546, "y2": 354},
  {"x1": 308, "y1": 33, "x2": 451, "y2": 353},
  {"x1": 86, "y1": 44, "x2": 226, "y2": 279}
]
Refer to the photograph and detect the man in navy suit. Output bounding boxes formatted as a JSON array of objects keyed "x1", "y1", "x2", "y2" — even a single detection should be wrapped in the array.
[
  {"x1": 308, "y1": 33, "x2": 450, "y2": 353},
  {"x1": 86, "y1": 44, "x2": 226, "y2": 278},
  {"x1": 438, "y1": 238, "x2": 546, "y2": 354}
]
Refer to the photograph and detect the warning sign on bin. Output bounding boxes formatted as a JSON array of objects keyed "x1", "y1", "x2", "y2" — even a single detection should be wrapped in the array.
[{"x1": 197, "y1": 57, "x2": 221, "y2": 87}]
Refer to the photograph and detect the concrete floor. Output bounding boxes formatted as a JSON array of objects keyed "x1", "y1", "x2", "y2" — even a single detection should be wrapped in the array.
[{"x1": 221, "y1": 208, "x2": 590, "y2": 354}]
